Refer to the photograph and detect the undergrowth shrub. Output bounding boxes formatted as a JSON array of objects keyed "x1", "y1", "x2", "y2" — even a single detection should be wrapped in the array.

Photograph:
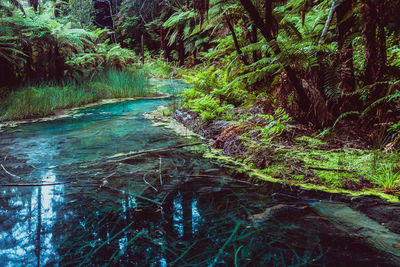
[
  {"x1": 240, "y1": 108, "x2": 291, "y2": 146},
  {"x1": 181, "y1": 64, "x2": 252, "y2": 120},
  {"x1": 143, "y1": 57, "x2": 178, "y2": 78},
  {"x1": 256, "y1": 109, "x2": 291, "y2": 143},
  {"x1": 184, "y1": 66, "x2": 224, "y2": 95},
  {"x1": 184, "y1": 94, "x2": 234, "y2": 120}
]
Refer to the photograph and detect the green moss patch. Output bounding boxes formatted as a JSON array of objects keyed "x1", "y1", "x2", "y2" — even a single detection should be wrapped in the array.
[{"x1": 295, "y1": 136, "x2": 327, "y2": 148}]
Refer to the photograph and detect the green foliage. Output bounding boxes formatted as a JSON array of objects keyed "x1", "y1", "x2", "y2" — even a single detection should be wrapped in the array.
[
  {"x1": 183, "y1": 92, "x2": 234, "y2": 120},
  {"x1": 104, "y1": 45, "x2": 136, "y2": 70},
  {"x1": 142, "y1": 58, "x2": 178, "y2": 78},
  {"x1": 1, "y1": 83, "x2": 96, "y2": 120},
  {"x1": 256, "y1": 109, "x2": 291, "y2": 143},
  {"x1": 94, "y1": 69, "x2": 149, "y2": 98},
  {"x1": 294, "y1": 148, "x2": 399, "y2": 190},
  {"x1": 0, "y1": 69, "x2": 150, "y2": 120},
  {"x1": 0, "y1": 3, "x2": 139, "y2": 87},
  {"x1": 183, "y1": 64, "x2": 252, "y2": 107},
  {"x1": 64, "y1": 0, "x2": 96, "y2": 29},
  {"x1": 368, "y1": 164, "x2": 400, "y2": 192},
  {"x1": 184, "y1": 66, "x2": 223, "y2": 94},
  {"x1": 295, "y1": 136, "x2": 326, "y2": 149},
  {"x1": 239, "y1": 108, "x2": 291, "y2": 146}
]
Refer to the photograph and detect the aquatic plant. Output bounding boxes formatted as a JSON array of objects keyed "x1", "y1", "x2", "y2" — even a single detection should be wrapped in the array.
[
  {"x1": 94, "y1": 69, "x2": 149, "y2": 98},
  {"x1": 0, "y1": 69, "x2": 150, "y2": 120}
]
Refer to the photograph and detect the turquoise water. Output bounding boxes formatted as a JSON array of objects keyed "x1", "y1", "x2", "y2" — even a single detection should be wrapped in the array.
[{"x1": 0, "y1": 80, "x2": 398, "y2": 266}]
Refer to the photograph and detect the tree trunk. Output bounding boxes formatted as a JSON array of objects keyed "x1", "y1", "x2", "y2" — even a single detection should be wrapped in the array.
[
  {"x1": 225, "y1": 16, "x2": 248, "y2": 65},
  {"x1": 239, "y1": 0, "x2": 310, "y2": 112},
  {"x1": 55, "y1": 46, "x2": 64, "y2": 82},
  {"x1": 336, "y1": 0, "x2": 358, "y2": 112},
  {"x1": 362, "y1": 0, "x2": 378, "y2": 86},
  {"x1": 29, "y1": 0, "x2": 39, "y2": 12},
  {"x1": 251, "y1": 24, "x2": 259, "y2": 62},
  {"x1": 361, "y1": 0, "x2": 389, "y2": 124},
  {"x1": 141, "y1": 34, "x2": 145, "y2": 65},
  {"x1": 377, "y1": 3, "x2": 387, "y2": 81},
  {"x1": 160, "y1": 28, "x2": 166, "y2": 59},
  {"x1": 178, "y1": 26, "x2": 185, "y2": 66}
]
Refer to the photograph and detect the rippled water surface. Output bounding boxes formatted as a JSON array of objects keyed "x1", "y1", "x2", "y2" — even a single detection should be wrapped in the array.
[{"x1": 0, "y1": 80, "x2": 399, "y2": 266}]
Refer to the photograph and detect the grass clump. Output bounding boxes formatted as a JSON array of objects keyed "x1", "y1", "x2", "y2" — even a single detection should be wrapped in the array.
[
  {"x1": 94, "y1": 69, "x2": 149, "y2": 98},
  {"x1": 368, "y1": 164, "x2": 400, "y2": 193},
  {"x1": 0, "y1": 69, "x2": 151, "y2": 121}
]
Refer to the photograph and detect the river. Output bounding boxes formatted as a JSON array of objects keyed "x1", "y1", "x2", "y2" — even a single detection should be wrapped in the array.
[{"x1": 0, "y1": 80, "x2": 399, "y2": 266}]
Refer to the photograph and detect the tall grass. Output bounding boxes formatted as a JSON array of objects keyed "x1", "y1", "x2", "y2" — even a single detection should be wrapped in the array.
[
  {"x1": 368, "y1": 163, "x2": 400, "y2": 193},
  {"x1": 0, "y1": 69, "x2": 152, "y2": 121},
  {"x1": 95, "y1": 69, "x2": 149, "y2": 98}
]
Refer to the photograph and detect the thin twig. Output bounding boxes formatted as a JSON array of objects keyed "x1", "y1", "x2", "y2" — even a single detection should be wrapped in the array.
[
  {"x1": 103, "y1": 185, "x2": 162, "y2": 205},
  {"x1": 309, "y1": 167, "x2": 355, "y2": 173},
  {"x1": 159, "y1": 156, "x2": 162, "y2": 185},
  {"x1": 100, "y1": 172, "x2": 116, "y2": 188},
  {"x1": 118, "y1": 142, "x2": 204, "y2": 160},
  {"x1": 212, "y1": 223, "x2": 241, "y2": 266},
  {"x1": 0, "y1": 181, "x2": 72, "y2": 187},
  {"x1": 1, "y1": 164, "x2": 22, "y2": 179},
  {"x1": 143, "y1": 173, "x2": 158, "y2": 192}
]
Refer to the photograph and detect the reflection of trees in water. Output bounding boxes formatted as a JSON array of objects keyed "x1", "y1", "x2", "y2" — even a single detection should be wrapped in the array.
[
  {"x1": 55, "y1": 182, "x2": 317, "y2": 265},
  {"x1": 0, "y1": 179, "x2": 64, "y2": 266},
  {"x1": 35, "y1": 187, "x2": 41, "y2": 267}
]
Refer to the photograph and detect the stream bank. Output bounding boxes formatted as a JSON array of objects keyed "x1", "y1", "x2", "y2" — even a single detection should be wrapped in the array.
[{"x1": 147, "y1": 105, "x2": 400, "y2": 203}]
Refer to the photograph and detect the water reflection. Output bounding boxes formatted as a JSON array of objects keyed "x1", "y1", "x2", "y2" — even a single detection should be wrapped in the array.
[{"x1": 0, "y1": 171, "x2": 64, "y2": 266}]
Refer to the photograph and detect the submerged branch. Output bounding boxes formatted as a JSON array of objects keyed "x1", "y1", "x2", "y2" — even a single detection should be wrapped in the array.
[
  {"x1": 159, "y1": 156, "x2": 163, "y2": 185},
  {"x1": 143, "y1": 173, "x2": 158, "y2": 192},
  {"x1": 187, "y1": 174, "x2": 254, "y2": 185},
  {"x1": 103, "y1": 185, "x2": 162, "y2": 205},
  {"x1": 0, "y1": 164, "x2": 22, "y2": 179},
  {"x1": 0, "y1": 181, "x2": 72, "y2": 187},
  {"x1": 49, "y1": 142, "x2": 204, "y2": 170}
]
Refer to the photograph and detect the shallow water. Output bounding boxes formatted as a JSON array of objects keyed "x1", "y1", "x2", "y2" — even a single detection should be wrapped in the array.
[{"x1": 0, "y1": 80, "x2": 399, "y2": 266}]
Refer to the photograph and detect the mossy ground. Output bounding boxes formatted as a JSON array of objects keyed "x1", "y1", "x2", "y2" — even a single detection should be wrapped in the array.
[
  {"x1": 203, "y1": 148, "x2": 400, "y2": 203},
  {"x1": 245, "y1": 134, "x2": 398, "y2": 190},
  {"x1": 152, "y1": 105, "x2": 400, "y2": 203}
]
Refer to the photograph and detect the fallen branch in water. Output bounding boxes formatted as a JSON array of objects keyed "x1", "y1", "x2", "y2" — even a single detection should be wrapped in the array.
[
  {"x1": 103, "y1": 185, "x2": 162, "y2": 205},
  {"x1": 159, "y1": 156, "x2": 163, "y2": 185},
  {"x1": 308, "y1": 167, "x2": 355, "y2": 173},
  {"x1": 1, "y1": 154, "x2": 22, "y2": 179},
  {"x1": 0, "y1": 181, "x2": 72, "y2": 187},
  {"x1": 143, "y1": 173, "x2": 158, "y2": 192},
  {"x1": 0, "y1": 164, "x2": 22, "y2": 179},
  {"x1": 48, "y1": 142, "x2": 205, "y2": 169},
  {"x1": 187, "y1": 174, "x2": 254, "y2": 185},
  {"x1": 116, "y1": 142, "x2": 204, "y2": 160}
]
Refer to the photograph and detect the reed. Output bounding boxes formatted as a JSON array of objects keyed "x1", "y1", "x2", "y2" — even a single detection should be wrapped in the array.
[{"x1": 0, "y1": 69, "x2": 151, "y2": 121}]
